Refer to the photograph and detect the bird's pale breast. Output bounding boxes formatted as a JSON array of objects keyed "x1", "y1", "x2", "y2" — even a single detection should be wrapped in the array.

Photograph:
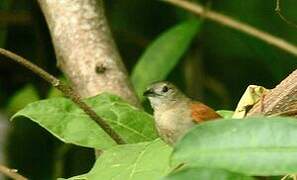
[{"x1": 154, "y1": 102, "x2": 196, "y2": 145}]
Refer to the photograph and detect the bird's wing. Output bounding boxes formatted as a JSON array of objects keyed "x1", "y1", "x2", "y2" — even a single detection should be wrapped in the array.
[{"x1": 190, "y1": 102, "x2": 221, "y2": 123}]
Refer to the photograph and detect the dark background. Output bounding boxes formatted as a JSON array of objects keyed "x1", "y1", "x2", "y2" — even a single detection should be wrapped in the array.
[{"x1": 0, "y1": 0, "x2": 296, "y2": 179}]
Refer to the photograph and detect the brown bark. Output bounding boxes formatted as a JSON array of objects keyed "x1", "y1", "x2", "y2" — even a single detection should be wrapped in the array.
[
  {"x1": 37, "y1": 0, "x2": 139, "y2": 106},
  {"x1": 247, "y1": 69, "x2": 297, "y2": 116}
]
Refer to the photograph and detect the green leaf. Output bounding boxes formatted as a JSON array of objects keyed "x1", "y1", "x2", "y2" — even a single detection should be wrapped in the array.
[
  {"x1": 163, "y1": 167, "x2": 255, "y2": 180},
  {"x1": 11, "y1": 93, "x2": 158, "y2": 149},
  {"x1": 6, "y1": 84, "x2": 40, "y2": 114},
  {"x1": 172, "y1": 117, "x2": 297, "y2": 176},
  {"x1": 131, "y1": 19, "x2": 201, "y2": 99},
  {"x1": 216, "y1": 110, "x2": 234, "y2": 118},
  {"x1": 47, "y1": 87, "x2": 63, "y2": 98},
  {"x1": 63, "y1": 139, "x2": 172, "y2": 180}
]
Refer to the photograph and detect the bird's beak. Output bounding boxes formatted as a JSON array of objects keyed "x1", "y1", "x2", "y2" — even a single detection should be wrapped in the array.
[{"x1": 143, "y1": 88, "x2": 155, "y2": 97}]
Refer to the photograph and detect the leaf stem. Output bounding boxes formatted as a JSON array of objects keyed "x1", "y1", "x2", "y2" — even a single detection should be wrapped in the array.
[
  {"x1": 275, "y1": 0, "x2": 297, "y2": 29},
  {"x1": 0, "y1": 164, "x2": 28, "y2": 180},
  {"x1": 161, "y1": 0, "x2": 297, "y2": 57},
  {"x1": 0, "y1": 48, "x2": 125, "y2": 145}
]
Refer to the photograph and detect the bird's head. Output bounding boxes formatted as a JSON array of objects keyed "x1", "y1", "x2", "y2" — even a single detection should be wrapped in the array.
[{"x1": 143, "y1": 81, "x2": 187, "y2": 109}]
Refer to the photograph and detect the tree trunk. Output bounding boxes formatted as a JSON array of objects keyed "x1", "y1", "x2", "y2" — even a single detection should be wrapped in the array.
[{"x1": 37, "y1": 0, "x2": 140, "y2": 107}]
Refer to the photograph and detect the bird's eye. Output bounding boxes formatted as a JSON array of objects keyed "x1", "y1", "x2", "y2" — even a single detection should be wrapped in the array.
[{"x1": 162, "y1": 85, "x2": 169, "y2": 93}]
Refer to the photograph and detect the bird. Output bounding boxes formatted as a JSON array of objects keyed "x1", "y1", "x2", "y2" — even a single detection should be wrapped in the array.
[{"x1": 144, "y1": 81, "x2": 221, "y2": 145}]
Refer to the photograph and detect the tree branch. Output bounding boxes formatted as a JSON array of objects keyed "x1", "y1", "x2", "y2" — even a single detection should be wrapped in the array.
[
  {"x1": 161, "y1": 0, "x2": 297, "y2": 57},
  {"x1": 247, "y1": 69, "x2": 297, "y2": 117},
  {"x1": 0, "y1": 164, "x2": 28, "y2": 180},
  {"x1": 0, "y1": 48, "x2": 125, "y2": 145},
  {"x1": 37, "y1": 0, "x2": 140, "y2": 106}
]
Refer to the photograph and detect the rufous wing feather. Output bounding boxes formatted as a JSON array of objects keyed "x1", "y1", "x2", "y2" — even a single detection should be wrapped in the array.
[{"x1": 190, "y1": 102, "x2": 221, "y2": 123}]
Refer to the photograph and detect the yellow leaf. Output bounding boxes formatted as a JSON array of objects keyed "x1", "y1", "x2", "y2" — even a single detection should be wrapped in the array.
[{"x1": 233, "y1": 85, "x2": 270, "y2": 118}]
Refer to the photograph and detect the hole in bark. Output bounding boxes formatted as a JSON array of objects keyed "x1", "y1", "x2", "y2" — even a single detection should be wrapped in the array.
[{"x1": 95, "y1": 64, "x2": 107, "y2": 74}]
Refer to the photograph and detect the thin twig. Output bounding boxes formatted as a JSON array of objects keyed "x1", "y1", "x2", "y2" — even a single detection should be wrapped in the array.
[
  {"x1": 275, "y1": 0, "x2": 297, "y2": 29},
  {"x1": 0, "y1": 48, "x2": 125, "y2": 145},
  {"x1": 161, "y1": 0, "x2": 297, "y2": 57},
  {"x1": 0, "y1": 164, "x2": 28, "y2": 180}
]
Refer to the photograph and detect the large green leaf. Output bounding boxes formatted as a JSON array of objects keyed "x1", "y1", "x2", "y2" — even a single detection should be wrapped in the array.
[
  {"x1": 163, "y1": 167, "x2": 254, "y2": 180},
  {"x1": 131, "y1": 19, "x2": 200, "y2": 99},
  {"x1": 172, "y1": 117, "x2": 297, "y2": 176},
  {"x1": 12, "y1": 93, "x2": 158, "y2": 149},
  {"x1": 63, "y1": 139, "x2": 172, "y2": 180}
]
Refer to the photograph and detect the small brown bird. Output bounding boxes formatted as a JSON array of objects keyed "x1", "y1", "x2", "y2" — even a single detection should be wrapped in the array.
[{"x1": 144, "y1": 81, "x2": 221, "y2": 145}]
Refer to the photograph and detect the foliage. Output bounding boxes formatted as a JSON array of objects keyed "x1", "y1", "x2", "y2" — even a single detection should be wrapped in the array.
[
  {"x1": 54, "y1": 116, "x2": 297, "y2": 179},
  {"x1": 6, "y1": 84, "x2": 39, "y2": 114},
  {"x1": 172, "y1": 117, "x2": 297, "y2": 176},
  {"x1": 131, "y1": 19, "x2": 200, "y2": 99},
  {"x1": 1, "y1": 0, "x2": 297, "y2": 179},
  {"x1": 163, "y1": 167, "x2": 255, "y2": 180},
  {"x1": 62, "y1": 139, "x2": 171, "y2": 180},
  {"x1": 12, "y1": 91, "x2": 297, "y2": 179},
  {"x1": 12, "y1": 93, "x2": 157, "y2": 149}
]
